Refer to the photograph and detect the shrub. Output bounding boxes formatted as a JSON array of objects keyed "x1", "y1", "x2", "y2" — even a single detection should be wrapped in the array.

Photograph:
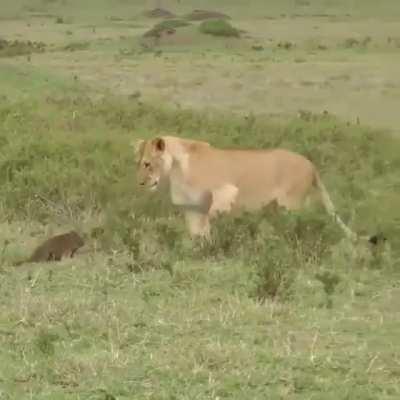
[
  {"x1": 315, "y1": 271, "x2": 341, "y2": 308},
  {"x1": 0, "y1": 39, "x2": 45, "y2": 58},
  {"x1": 63, "y1": 41, "x2": 90, "y2": 51},
  {"x1": 250, "y1": 239, "x2": 297, "y2": 302},
  {"x1": 341, "y1": 36, "x2": 371, "y2": 49},
  {"x1": 0, "y1": 94, "x2": 399, "y2": 256},
  {"x1": 199, "y1": 19, "x2": 240, "y2": 38}
]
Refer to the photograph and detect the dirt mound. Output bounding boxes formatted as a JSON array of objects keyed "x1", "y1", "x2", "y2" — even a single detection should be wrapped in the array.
[
  {"x1": 0, "y1": 39, "x2": 46, "y2": 58},
  {"x1": 143, "y1": 27, "x2": 176, "y2": 39},
  {"x1": 184, "y1": 9, "x2": 231, "y2": 21},
  {"x1": 142, "y1": 19, "x2": 190, "y2": 39},
  {"x1": 143, "y1": 8, "x2": 176, "y2": 19}
]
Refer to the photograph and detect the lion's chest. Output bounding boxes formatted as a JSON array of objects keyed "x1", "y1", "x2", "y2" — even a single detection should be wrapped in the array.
[
  {"x1": 168, "y1": 159, "x2": 201, "y2": 207},
  {"x1": 169, "y1": 175, "x2": 193, "y2": 205},
  {"x1": 168, "y1": 156, "x2": 214, "y2": 211}
]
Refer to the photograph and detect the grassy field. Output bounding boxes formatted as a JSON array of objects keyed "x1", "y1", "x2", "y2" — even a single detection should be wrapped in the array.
[
  {"x1": 2, "y1": 0, "x2": 400, "y2": 131},
  {"x1": 1, "y1": 1, "x2": 400, "y2": 399}
]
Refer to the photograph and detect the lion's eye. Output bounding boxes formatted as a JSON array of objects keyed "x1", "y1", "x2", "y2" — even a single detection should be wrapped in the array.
[{"x1": 143, "y1": 162, "x2": 150, "y2": 169}]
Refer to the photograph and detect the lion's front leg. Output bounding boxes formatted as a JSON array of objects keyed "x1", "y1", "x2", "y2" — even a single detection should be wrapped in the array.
[
  {"x1": 170, "y1": 179, "x2": 212, "y2": 214},
  {"x1": 184, "y1": 209, "x2": 211, "y2": 240}
]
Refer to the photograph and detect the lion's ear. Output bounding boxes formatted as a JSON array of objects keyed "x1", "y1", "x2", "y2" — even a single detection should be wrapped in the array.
[
  {"x1": 131, "y1": 139, "x2": 145, "y2": 160},
  {"x1": 152, "y1": 137, "x2": 165, "y2": 153}
]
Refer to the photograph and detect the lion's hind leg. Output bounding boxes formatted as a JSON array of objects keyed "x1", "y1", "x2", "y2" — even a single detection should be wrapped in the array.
[{"x1": 275, "y1": 193, "x2": 304, "y2": 211}]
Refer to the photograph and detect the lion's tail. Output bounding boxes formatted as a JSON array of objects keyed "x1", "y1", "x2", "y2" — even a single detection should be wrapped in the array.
[{"x1": 313, "y1": 171, "x2": 358, "y2": 241}]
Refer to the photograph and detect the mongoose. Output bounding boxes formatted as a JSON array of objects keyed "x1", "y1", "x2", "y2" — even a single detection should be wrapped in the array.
[{"x1": 14, "y1": 230, "x2": 84, "y2": 266}]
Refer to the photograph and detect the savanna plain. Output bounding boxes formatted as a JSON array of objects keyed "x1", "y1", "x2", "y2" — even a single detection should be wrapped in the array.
[{"x1": 0, "y1": 0, "x2": 400, "y2": 399}]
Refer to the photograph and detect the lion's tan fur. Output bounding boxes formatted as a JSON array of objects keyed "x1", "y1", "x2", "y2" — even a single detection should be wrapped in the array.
[{"x1": 134, "y1": 135, "x2": 357, "y2": 240}]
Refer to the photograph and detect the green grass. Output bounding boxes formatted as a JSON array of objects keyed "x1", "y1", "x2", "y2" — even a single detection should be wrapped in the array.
[
  {"x1": 0, "y1": 63, "x2": 91, "y2": 101},
  {"x1": 0, "y1": 93, "x2": 399, "y2": 398},
  {"x1": 0, "y1": 0, "x2": 400, "y2": 398},
  {"x1": 1, "y1": 0, "x2": 400, "y2": 131},
  {"x1": 199, "y1": 19, "x2": 241, "y2": 38},
  {"x1": 62, "y1": 40, "x2": 91, "y2": 52},
  {"x1": 2, "y1": 0, "x2": 400, "y2": 23}
]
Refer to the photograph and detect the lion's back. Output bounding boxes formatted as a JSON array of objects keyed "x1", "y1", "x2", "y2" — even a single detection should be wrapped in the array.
[{"x1": 184, "y1": 146, "x2": 316, "y2": 210}]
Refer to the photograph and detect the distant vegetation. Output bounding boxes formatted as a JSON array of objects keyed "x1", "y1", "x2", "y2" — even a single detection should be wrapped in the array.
[
  {"x1": 199, "y1": 19, "x2": 241, "y2": 38},
  {"x1": 0, "y1": 39, "x2": 45, "y2": 57},
  {"x1": 184, "y1": 9, "x2": 231, "y2": 21}
]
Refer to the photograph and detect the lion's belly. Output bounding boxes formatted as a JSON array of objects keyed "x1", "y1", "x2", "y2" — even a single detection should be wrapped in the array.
[
  {"x1": 210, "y1": 150, "x2": 315, "y2": 211},
  {"x1": 234, "y1": 192, "x2": 276, "y2": 210},
  {"x1": 233, "y1": 178, "x2": 280, "y2": 210},
  {"x1": 179, "y1": 148, "x2": 315, "y2": 212}
]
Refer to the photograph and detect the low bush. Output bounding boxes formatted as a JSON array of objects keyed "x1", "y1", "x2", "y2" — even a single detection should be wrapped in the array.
[
  {"x1": 199, "y1": 19, "x2": 240, "y2": 38},
  {"x1": 0, "y1": 95, "x2": 399, "y2": 257}
]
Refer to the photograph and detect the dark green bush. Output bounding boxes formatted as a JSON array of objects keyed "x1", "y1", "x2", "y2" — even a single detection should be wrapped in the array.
[
  {"x1": 0, "y1": 95, "x2": 399, "y2": 258},
  {"x1": 198, "y1": 19, "x2": 240, "y2": 38},
  {"x1": 0, "y1": 39, "x2": 45, "y2": 58}
]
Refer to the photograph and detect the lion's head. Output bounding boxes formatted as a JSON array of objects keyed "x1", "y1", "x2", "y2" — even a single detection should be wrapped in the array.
[{"x1": 133, "y1": 137, "x2": 172, "y2": 191}]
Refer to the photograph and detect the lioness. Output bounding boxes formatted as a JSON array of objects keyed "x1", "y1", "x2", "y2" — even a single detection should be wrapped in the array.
[{"x1": 133, "y1": 135, "x2": 366, "y2": 241}]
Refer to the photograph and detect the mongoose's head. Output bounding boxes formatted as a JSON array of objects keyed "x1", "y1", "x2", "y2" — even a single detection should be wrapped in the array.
[{"x1": 68, "y1": 231, "x2": 85, "y2": 248}]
